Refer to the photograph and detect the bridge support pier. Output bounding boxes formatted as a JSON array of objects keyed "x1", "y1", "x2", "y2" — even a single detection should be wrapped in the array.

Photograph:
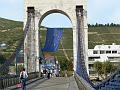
[{"x1": 24, "y1": 7, "x2": 40, "y2": 74}]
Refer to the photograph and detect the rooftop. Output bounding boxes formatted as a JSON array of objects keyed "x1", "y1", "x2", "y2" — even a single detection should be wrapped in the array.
[{"x1": 94, "y1": 43, "x2": 120, "y2": 50}]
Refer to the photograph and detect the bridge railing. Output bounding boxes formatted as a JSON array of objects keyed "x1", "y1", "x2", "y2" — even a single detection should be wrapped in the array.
[
  {"x1": 0, "y1": 72, "x2": 39, "y2": 89},
  {"x1": 74, "y1": 72, "x2": 95, "y2": 90},
  {"x1": 95, "y1": 70, "x2": 120, "y2": 89}
]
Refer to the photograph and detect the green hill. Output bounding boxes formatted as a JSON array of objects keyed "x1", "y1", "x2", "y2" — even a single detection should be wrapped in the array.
[
  {"x1": 0, "y1": 18, "x2": 23, "y2": 59},
  {"x1": 1, "y1": 17, "x2": 120, "y2": 70},
  {"x1": 0, "y1": 17, "x2": 23, "y2": 30},
  {"x1": 88, "y1": 26, "x2": 120, "y2": 48}
]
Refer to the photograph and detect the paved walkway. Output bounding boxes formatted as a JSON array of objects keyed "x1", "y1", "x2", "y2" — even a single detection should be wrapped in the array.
[{"x1": 26, "y1": 76, "x2": 79, "y2": 90}]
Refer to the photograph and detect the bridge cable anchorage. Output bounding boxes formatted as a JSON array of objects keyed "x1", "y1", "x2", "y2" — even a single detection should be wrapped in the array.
[{"x1": 0, "y1": 10, "x2": 33, "y2": 74}]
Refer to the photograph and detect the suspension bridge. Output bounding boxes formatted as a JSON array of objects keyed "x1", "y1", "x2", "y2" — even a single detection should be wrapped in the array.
[{"x1": 0, "y1": 0, "x2": 120, "y2": 90}]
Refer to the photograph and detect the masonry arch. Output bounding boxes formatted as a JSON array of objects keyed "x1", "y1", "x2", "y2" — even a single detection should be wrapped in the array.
[
  {"x1": 38, "y1": 10, "x2": 74, "y2": 72},
  {"x1": 38, "y1": 9, "x2": 73, "y2": 27}
]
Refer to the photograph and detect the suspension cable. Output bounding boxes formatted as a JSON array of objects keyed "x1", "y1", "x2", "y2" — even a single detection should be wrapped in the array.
[{"x1": 0, "y1": 12, "x2": 32, "y2": 73}]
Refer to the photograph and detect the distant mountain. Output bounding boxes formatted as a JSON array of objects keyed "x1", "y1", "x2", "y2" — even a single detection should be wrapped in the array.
[{"x1": 0, "y1": 17, "x2": 23, "y2": 30}]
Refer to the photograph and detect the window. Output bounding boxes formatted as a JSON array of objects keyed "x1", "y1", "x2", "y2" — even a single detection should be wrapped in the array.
[
  {"x1": 112, "y1": 51, "x2": 117, "y2": 54},
  {"x1": 108, "y1": 46, "x2": 111, "y2": 49},
  {"x1": 93, "y1": 50, "x2": 98, "y2": 54},
  {"x1": 88, "y1": 57, "x2": 100, "y2": 61},
  {"x1": 89, "y1": 64, "x2": 94, "y2": 69},
  {"x1": 100, "y1": 50, "x2": 105, "y2": 54},
  {"x1": 106, "y1": 51, "x2": 111, "y2": 54},
  {"x1": 118, "y1": 51, "x2": 120, "y2": 54}
]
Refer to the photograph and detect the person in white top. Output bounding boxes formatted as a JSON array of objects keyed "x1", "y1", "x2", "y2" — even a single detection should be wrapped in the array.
[{"x1": 20, "y1": 68, "x2": 28, "y2": 90}]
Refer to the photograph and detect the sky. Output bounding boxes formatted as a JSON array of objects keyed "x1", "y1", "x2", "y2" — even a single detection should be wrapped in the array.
[
  {"x1": 88, "y1": 0, "x2": 120, "y2": 24},
  {"x1": 0, "y1": 0, "x2": 120, "y2": 27},
  {"x1": 0, "y1": 0, "x2": 23, "y2": 21}
]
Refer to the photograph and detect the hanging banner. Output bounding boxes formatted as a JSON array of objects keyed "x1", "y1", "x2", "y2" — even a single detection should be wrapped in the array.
[{"x1": 42, "y1": 28, "x2": 64, "y2": 52}]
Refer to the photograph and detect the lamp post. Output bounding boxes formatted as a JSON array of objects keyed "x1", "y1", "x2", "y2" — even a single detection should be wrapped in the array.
[
  {"x1": 39, "y1": 57, "x2": 42, "y2": 77},
  {"x1": 16, "y1": 57, "x2": 18, "y2": 75}
]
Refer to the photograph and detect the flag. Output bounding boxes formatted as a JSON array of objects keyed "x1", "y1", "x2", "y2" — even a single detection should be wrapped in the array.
[{"x1": 42, "y1": 28, "x2": 64, "y2": 52}]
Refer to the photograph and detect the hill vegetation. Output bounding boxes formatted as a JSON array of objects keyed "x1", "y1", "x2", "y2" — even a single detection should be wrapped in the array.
[
  {"x1": 0, "y1": 17, "x2": 23, "y2": 30},
  {"x1": 0, "y1": 17, "x2": 120, "y2": 71},
  {"x1": 0, "y1": 18, "x2": 23, "y2": 60},
  {"x1": 88, "y1": 24, "x2": 120, "y2": 48}
]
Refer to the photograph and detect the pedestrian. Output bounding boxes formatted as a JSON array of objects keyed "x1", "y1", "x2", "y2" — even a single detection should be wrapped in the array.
[
  {"x1": 47, "y1": 69, "x2": 51, "y2": 79},
  {"x1": 20, "y1": 68, "x2": 28, "y2": 90},
  {"x1": 43, "y1": 69, "x2": 47, "y2": 78},
  {"x1": 65, "y1": 70, "x2": 67, "y2": 77}
]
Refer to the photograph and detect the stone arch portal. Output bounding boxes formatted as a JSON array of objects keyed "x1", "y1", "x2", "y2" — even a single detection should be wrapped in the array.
[
  {"x1": 38, "y1": 9, "x2": 72, "y2": 27},
  {"x1": 24, "y1": 0, "x2": 89, "y2": 75}
]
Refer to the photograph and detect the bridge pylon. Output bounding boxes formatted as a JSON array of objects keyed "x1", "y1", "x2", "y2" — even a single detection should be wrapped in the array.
[{"x1": 24, "y1": 0, "x2": 89, "y2": 76}]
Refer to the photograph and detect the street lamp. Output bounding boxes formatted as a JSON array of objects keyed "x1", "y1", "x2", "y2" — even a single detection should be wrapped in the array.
[
  {"x1": 38, "y1": 57, "x2": 43, "y2": 77},
  {"x1": 39, "y1": 57, "x2": 43, "y2": 64}
]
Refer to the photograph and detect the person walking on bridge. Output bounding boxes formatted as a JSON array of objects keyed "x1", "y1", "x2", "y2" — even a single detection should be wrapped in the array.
[{"x1": 20, "y1": 68, "x2": 28, "y2": 90}]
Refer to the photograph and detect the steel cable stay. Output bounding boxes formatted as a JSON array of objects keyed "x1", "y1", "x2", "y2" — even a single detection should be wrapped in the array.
[{"x1": 0, "y1": 13, "x2": 32, "y2": 74}]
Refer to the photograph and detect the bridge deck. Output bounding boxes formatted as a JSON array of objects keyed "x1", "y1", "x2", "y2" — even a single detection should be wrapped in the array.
[
  {"x1": 26, "y1": 76, "x2": 79, "y2": 90},
  {"x1": 6, "y1": 76, "x2": 79, "y2": 90}
]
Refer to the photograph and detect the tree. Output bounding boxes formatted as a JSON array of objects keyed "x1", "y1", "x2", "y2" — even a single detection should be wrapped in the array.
[
  {"x1": 59, "y1": 59, "x2": 68, "y2": 71},
  {"x1": 0, "y1": 53, "x2": 6, "y2": 64},
  {"x1": 93, "y1": 61, "x2": 103, "y2": 79},
  {"x1": 102, "y1": 61, "x2": 115, "y2": 78},
  {"x1": 94, "y1": 61, "x2": 116, "y2": 80},
  {"x1": 67, "y1": 60, "x2": 73, "y2": 71},
  {"x1": 14, "y1": 64, "x2": 24, "y2": 74}
]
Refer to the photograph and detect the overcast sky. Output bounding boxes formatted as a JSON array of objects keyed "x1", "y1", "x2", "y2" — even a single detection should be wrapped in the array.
[{"x1": 0, "y1": 0, "x2": 120, "y2": 27}]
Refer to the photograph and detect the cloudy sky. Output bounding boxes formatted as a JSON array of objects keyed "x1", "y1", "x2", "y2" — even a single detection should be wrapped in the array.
[{"x1": 0, "y1": 0, "x2": 120, "y2": 27}]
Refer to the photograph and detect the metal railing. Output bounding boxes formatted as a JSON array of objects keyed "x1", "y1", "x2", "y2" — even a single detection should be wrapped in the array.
[
  {"x1": 0, "y1": 72, "x2": 39, "y2": 89},
  {"x1": 95, "y1": 70, "x2": 120, "y2": 89},
  {"x1": 74, "y1": 72, "x2": 95, "y2": 90}
]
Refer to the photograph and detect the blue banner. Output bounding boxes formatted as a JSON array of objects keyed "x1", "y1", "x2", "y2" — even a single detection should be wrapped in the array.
[{"x1": 42, "y1": 28, "x2": 64, "y2": 52}]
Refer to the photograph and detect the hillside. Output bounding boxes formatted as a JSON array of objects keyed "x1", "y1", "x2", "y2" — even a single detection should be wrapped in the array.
[
  {"x1": 1, "y1": 17, "x2": 120, "y2": 69},
  {"x1": 0, "y1": 17, "x2": 23, "y2": 30},
  {"x1": 88, "y1": 26, "x2": 120, "y2": 48},
  {"x1": 0, "y1": 18, "x2": 23, "y2": 59}
]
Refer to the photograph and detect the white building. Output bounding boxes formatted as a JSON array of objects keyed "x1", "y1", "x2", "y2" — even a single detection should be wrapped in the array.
[{"x1": 88, "y1": 43, "x2": 120, "y2": 76}]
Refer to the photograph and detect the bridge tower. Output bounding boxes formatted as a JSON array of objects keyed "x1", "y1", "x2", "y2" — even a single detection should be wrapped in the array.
[{"x1": 24, "y1": 0, "x2": 89, "y2": 75}]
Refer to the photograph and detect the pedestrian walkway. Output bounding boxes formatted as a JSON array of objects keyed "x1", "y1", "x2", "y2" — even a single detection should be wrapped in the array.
[{"x1": 26, "y1": 76, "x2": 79, "y2": 90}]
